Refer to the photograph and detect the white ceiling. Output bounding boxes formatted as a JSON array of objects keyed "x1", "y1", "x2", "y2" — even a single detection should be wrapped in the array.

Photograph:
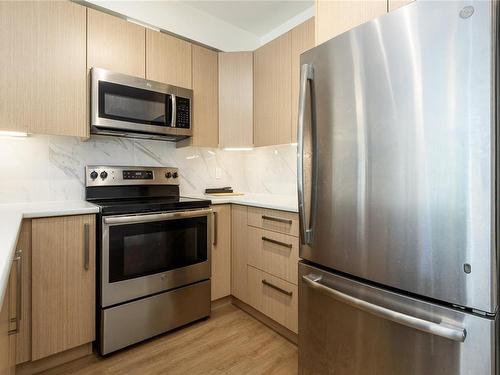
[
  {"x1": 87, "y1": 0, "x2": 314, "y2": 51},
  {"x1": 181, "y1": 1, "x2": 313, "y2": 37}
]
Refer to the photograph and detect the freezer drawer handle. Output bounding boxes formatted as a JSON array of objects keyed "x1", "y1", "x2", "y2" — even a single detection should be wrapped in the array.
[
  {"x1": 262, "y1": 236, "x2": 293, "y2": 249},
  {"x1": 262, "y1": 279, "x2": 293, "y2": 296},
  {"x1": 302, "y1": 274, "x2": 466, "y2": 343}
]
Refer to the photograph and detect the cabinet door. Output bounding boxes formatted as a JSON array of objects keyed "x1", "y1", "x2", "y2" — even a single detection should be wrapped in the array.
[
  {"x1": 291, "y1": 18, "x2": 315, "y2": 144},
  {"x1": 315, "y1": 0, "x2": 387, "y2": 45},
  {"x1": 219, "y1": 52, "x2": 254, "y2": 148},
  {"x1": 31, "y1": 215, "x2": 96, "y2": 361},
  {"x1": 88, "y1": 8, "x2": 145, "y2": 77},
  {"x1": 15, "y1": 220, "x2": 31, "y2": 365},
  {"x1": 231, "y1": 205, "x2": 249, "y2": 303},
  {"x1": 146, "y1": 30, "x2": 192, "y2": 88},
  {"x1": 0, "y1": 1, "x2": 87, "y2": 137},
  {"x1": 191, "y1": 45, "x2": 219, "y2": 147},
  {"x1": 254, "y1": 33, "x2": 292, "y2": 146},
  {"x1": 0, "y1": 283, "x2": 12, "y2": 375},
  {"x1": 211, "y1": 205, "x2": 231, "y2": 301},
  {"x1": 389, "y1": 0, "x2": 414, "y2": 11}
]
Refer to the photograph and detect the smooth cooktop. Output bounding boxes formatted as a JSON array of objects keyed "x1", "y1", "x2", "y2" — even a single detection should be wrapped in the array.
[{"x1": 92, "y1": 196, "x2": 211, "y2": 216}]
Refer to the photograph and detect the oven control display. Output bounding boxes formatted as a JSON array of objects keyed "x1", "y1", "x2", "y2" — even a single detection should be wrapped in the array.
[{"x1": 123, "y1": 170, "x2": 154, "y2": 180}]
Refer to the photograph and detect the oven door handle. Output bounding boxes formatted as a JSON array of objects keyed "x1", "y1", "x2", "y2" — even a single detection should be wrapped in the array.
[{"x1": 103, "y1": 208, "x2": 213, "y2": 225}]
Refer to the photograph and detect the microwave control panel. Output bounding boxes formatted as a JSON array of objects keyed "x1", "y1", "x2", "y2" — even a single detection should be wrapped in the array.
[{"x1": 176, "y1": 97, "x2": 191, "y2": 129}]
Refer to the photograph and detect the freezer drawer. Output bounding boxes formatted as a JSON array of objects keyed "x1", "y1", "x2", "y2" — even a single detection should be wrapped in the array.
[{"x1": 299, "y1": 262, "x2": 497, "y2": 375}]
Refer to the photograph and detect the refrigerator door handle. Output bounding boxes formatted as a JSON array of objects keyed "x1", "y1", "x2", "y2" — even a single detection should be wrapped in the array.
[
  {"x1": 302, "y1": 274, "x2": 467, "y2": 343},
  {"x1": 297, "y1": 63, "x2": 316, "y2": 245}
]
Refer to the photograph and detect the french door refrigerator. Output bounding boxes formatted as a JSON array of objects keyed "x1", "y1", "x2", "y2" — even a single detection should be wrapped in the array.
[{"x1": 297, "y1": 1, "x2": 498, "y2": 374}]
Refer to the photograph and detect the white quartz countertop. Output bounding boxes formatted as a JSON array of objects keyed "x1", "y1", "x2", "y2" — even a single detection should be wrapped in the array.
[
  {"x1": 183, "y1": 193, "x2": 299, "y2": 213},
  {"x1": 0, "y1": 201, "x2": 99, "y2": 305}
]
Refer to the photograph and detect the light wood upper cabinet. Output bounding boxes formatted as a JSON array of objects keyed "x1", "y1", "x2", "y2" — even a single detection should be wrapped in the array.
[
  {"x1": 219, "y1": 52, "x2": 254, "y2": 148},
  {"x1": 315, "y1": 0, "x2": 387, "y2": 45},
  {"x1": 254, "y1": 33, "x2": 292, "y2": 146},
  {"x1": 146, "y1": 30, "x2": 192, "y2": 88},
  {"x1": 211, "y1": 205, "x2": 231, "y2": 301},
  {"x1": 190, "y1": 45, "x2": 219, "y2": 147},
  {"x1": 388, "y1": 0, "x2": 415, "y2": 12},
  {"x1": 0, "y1": 1, "x2": 87, "y2": 137},
  {"x1": 291, "y1": 18, "x2": 315, "y2": 144},
  {"x1": 31, "y1": 215, "x2": 96, "y2": 361},
  {"x1": 88, "y1": 8, "x2": 146, "y2": 77}
]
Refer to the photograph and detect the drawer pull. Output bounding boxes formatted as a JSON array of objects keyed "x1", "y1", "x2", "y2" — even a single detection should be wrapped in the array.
[
  {"x1": 262, "y1": 236, "x2": 293, "y2": 249},
  {"x1": 262, "y1": 215, "x2": 293, "y2": 225},
  {"x1": 262, "y1": 279, "x2": 293, "y2": 296}
]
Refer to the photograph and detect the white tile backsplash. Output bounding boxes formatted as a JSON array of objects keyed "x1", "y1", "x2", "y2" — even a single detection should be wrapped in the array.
[{"x1": 0, "y1": 134, "x2": 297, "y2": 203}]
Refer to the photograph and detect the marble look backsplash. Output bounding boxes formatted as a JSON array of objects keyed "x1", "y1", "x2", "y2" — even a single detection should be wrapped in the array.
[{"x1": 0, "y1": 134, "x2": 297, "y2": 203}]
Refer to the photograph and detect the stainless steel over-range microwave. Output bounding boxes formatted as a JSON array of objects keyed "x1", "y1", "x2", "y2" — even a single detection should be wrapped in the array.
[{"x1": 90, "y1": 67, "x2": 193, "y2": 141}]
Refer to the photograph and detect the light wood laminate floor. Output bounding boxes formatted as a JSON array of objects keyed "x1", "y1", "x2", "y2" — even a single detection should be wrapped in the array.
[{"x1": 41, "y1": 303, "x2": 298, "y2": 375}]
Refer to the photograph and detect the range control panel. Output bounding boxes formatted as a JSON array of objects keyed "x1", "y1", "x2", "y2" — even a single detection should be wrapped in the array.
[{"x1": 86, "y1": 166, "x2": 179, "y2": 187}]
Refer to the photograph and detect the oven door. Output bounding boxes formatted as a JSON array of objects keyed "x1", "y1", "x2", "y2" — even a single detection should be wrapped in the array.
[{"x1": 101, "y1": 208, "x2": 212, "y2": 307}]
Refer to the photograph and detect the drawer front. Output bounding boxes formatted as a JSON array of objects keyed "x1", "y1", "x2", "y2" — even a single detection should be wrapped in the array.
[
  {"x1": 247, "y1": 265, "x2": 298, "y2": 333},
  {"x1": 248, "y1": 207, "x2": 299, "y2": 237},
  {"x1": 247, "y1": 226, "x2": 299, "y2": 285}
]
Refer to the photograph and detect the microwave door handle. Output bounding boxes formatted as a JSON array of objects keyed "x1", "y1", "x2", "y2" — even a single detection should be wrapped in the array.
[{"x1": 171, "y1": 94, "x2": 177, "y2": 128}]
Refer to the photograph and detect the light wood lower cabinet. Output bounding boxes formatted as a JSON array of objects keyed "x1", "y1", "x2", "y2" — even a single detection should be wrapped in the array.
[
  {"x1": 247, "y1": 227, "x2": 299, "y2": 285},
  {"x1": 231, "y1": 205, "x2": 249, "y2": 303},
  {"x1": 211, "y1": 205, "x2": 231, "y2": 301},
  {"x1": 1, "y1": 267, "x2": 16, "y2": 375},
  {"x1": 247, "y1": 266, "x2": 298, "y2": 333},
  {"x1": 247, "y1": 206, "x2": 299, "y2": 237},
  {"x1": 31, "y1": 215, "x2": 96, "y2": 361}
]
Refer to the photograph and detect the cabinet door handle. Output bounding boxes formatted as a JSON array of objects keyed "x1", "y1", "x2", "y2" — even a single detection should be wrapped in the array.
[
  {"x1": 8, "y1": 249, "x2": 22, "y2": 335},
  {"x1": 83, "y1": 223, "x2": 90, "y2": 271},
  {"x1": 213, "y1": 211, "x2": 218, "y2": 246},
  {"x1": 262, "y1": 279, "x2": 293, "y2": 297},
  {"x1": 261, "y1": 215, "x2": 293, "y2": 225},
  {"x1": 261, "y1": 236, "x2": 293, "y2": 249}
]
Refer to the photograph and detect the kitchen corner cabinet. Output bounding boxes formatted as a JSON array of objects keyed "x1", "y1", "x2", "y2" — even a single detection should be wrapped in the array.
[
  {"x1": 218, "y1": 52, "x2": 254, "y2": 148},
  {"x1": 0, "y1": 1, "x2": 87, "y2": 137},
  {"x1": 146, "y1": 30, "x2": 192, "y2": 88},
  {"x1": 211, "y1": 205, "x2": 231, "y2": 301},
  {"x1": 315, "y1": 0, "x2": 387, "y2": 45},
  {"x1": 254, "y1": 33, "x2": 292, "y2": 146},
  {"x1": 31, "y1": 215, "x2": 96, "y2": 361},
  {"x1": 291, "y1": 18, "x2": 315, "y2": 143},
  {"x1": 187, "y1": 45, "x2": 219, "y2": 148},
  {"x1": 87, "y1": 8, "x2": 146, "y2": 78}
]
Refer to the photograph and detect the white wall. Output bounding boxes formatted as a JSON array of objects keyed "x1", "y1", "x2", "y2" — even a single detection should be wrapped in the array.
[{"x1": 0, "y1": 135, "x2": 297, "y2": 203}]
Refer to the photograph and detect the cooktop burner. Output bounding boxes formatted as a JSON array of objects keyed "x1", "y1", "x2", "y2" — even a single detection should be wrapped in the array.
[{"x1": 85, "y1": 165, "x2": 211, "y2": 215}]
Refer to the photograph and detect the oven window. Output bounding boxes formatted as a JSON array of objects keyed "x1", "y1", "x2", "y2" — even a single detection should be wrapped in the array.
[
  {"x1": 98, "y1": 81, "x2": 172, "y2": 126},
  {"x1": 108, "y1": 216, "x2": 207, "y2": 283}
]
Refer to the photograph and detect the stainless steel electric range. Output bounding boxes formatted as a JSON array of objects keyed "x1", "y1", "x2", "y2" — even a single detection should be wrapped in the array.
[{"x1": 85, "y1": 165, "x2": 212, "y2": 355}]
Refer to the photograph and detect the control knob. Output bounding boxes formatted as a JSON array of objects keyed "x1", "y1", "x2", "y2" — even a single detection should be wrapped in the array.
[
  {"x1": 165, "y1": 172, "x2": 172, "y2": 178},
  {"x1": 172, "y1": 172, "x2": 178, "y2": 179},
  {"x1": 90, "y1": 171, "x2": 98, "y2": 180},
  {"x1": 100, "y1": 171, "x2": 108, "y2": 179}
]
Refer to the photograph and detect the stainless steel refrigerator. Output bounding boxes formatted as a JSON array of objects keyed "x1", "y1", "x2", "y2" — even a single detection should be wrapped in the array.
[{"x1": 297, "y1": 1, "x2": 498, "y2": 374}]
